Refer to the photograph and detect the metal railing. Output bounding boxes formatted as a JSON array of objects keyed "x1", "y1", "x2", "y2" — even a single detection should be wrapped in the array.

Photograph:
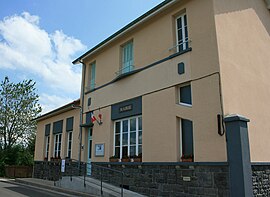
[
  {"x1": 66, "y1": 159, "x2": 125, "y2": 197},
  {"x1": 115, "y1": 65, "x2": 135, "y2": 77}
]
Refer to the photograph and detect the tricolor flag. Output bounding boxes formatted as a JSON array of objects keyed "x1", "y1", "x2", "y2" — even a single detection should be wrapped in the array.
[{"x1": 91, "y1": 113, "x2": 97, "y2": 122}]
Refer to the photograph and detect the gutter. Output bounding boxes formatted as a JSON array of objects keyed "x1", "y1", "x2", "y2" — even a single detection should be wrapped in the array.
[{"x1": 72, "y1": 0, "x2": 176, "y2": 64}]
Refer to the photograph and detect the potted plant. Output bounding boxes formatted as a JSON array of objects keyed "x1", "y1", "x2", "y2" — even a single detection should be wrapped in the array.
[
  {"x1": 109, "y1": 155, "x2": 119, "y2": 162},
  {"x1": 130, "y1": 153, "x2": 142, "y2": 162},
  {"x1": 181, "y1": 154, "x2": 193, "y2": 162},
  {"x1": 121, "y1": 155, "x2": 130, "y2": 162}
]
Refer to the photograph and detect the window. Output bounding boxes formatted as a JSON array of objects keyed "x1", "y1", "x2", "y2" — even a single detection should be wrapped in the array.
[
  {"x1": 114, "y1": 116, "x2": 142, "y2": 159},
  {"x1": 67, "y1": 131, "x2": 72, "y2": 158},
  {"x1": 120, "y1": 41, "x2": 134, "y2": 75},
  {"x1": 88, "y1": 62, "x2": 96, "y2": 90},
  {"x1": 176, "y1": 13, "x2": 188, "y2": 52},
  {"x1": 45, "y1": 136, "x2": 50, "y2": 159},
  {"x1": 54, "y1": 133, "x2": 62, "y2": 158},
  {"x1": 180, "y1": 118, "x2": 194, "y2": 159},
  {"x1": 66, "y1": 117, "x2": 73, "y2": 158},
  {"x1": 179, "y1": 84, "x2": 192, "y2": 106}
]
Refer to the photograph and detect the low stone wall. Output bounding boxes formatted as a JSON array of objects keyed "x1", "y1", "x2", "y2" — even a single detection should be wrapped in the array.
[
  {"x1": 92, "y1": 162, "x2": 229, "y2": 197},
  {"x1": 33, "y1": 160, "x2": 86, "y2": 181},
  {"x1": 252, "y1": 163, "x2": 270, "y2": 196}
]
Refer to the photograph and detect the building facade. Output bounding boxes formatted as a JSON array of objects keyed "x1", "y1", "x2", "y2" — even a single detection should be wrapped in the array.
[
  {"x1": 34, "y1": 100, "x2": 81, "y2": 161},
  {"x1": 35, "y1": 0, "x2": 270, "y2": 166}
]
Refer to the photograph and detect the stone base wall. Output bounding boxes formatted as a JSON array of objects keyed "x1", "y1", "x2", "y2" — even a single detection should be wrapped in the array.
[
  {"x1": 33, "y1": 160, "x2": 86, "y2": 181},
  {"x1": 252, "y1": 164, "x2": 270, "y2": 197},
  {"x1": 92, "y1": 162, "x2": 229, "y2": 197}
]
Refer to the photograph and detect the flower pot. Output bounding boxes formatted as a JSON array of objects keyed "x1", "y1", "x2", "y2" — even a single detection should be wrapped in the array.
[
  {"x1": 132, "y1": 158, "x2": 142, "y2": 162},
  {"x1": 109, "y1": 158, "x2": 119, "y2": 162},
  {"x1": 181, "y1": 158, "x2": 193, "y2": 162},
  {"x1": 121, "y1": 158, "x2": 130, "y2": 162}
]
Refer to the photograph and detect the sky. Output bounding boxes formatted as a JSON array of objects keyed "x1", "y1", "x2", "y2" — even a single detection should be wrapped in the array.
[{"x1": 0, "y1": 0, "x2": 164, "y2": 114}]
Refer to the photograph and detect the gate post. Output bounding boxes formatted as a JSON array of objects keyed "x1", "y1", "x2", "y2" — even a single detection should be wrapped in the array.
[{"x1": 224, "y1": 114, "x2": 253, "y2": 197}]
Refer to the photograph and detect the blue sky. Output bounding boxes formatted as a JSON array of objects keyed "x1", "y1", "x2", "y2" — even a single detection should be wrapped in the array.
[{"x1": 0, "y1": 0, "x2": 163, "y2": 114}]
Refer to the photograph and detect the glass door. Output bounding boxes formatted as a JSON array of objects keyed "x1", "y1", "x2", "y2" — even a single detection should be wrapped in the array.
[{"x1": 87, "y1": 128, "x2": 92, "y2": 175}]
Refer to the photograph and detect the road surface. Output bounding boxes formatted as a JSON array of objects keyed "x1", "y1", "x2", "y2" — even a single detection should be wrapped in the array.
[{"x1": 0, "y1": 178, "x2": 75, "y2": 197}]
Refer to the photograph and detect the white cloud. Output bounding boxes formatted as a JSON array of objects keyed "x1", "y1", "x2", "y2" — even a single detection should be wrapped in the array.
[
  {"x1": 0, "y1": 12, "x2": 86, "y2": 94},
  {"x1": 39, "y1": 93, "x2": 75, "y2": 114}
]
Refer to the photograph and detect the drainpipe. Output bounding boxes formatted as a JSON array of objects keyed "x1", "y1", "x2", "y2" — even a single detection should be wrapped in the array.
[{"x1": 78, "y1": 60, "x2": 86, "y2": 166}]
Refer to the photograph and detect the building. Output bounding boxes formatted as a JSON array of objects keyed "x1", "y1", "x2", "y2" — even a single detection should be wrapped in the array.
[
  {"x1": 34, "y1": 0, "x2": 270, "y2": 195},
  {"x1": 34, "y1": 99, "x2": 81, "y2": 161},
  {"x1": 71, "y1": 0, "x2": 270, "y2": 163}
]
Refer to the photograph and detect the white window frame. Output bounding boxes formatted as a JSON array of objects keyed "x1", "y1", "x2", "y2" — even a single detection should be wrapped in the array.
[
  {"x1": 54, "y1": 133, "x2": 62, "y2": 158},
  {"x1": 113, "y1": 115, "x2": 142, "y2": 159},
  {"x1": 67, "y1": 131, "x2": 72, "y2": 158},
  {"x1": 176, "y1": 13, "x2": 188, "y2": 52},
  {"x1": 45, "y1": 136, "x2": 50, "y2": 159},
  {"x1": 179, "y1": 84, "x2": 192, "y2": 107}
]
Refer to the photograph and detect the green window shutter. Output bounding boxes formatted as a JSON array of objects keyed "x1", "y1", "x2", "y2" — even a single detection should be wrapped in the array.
[
  {"x1": 122, "y1": 41, "x2": 133, "y2": 74},
  {"x1": 90, "y1": 62, "x2": 96, "y2": 89}
]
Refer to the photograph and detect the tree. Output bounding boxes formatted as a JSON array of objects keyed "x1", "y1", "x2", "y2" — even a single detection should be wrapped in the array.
[{"x1": 0, "y1": 77, "x2": 42, "y2": 149}]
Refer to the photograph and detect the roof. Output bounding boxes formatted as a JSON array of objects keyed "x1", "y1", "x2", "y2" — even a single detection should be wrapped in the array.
[
  {"x1": 35, "y1": 99, "x2": 80, "y2": 121},
  {"x1": 72, "y1": 0, "x2": 175, "y2": 64}
]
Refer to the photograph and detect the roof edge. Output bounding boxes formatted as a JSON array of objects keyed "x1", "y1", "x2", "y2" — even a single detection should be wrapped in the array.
[
  {"x1": 35, "y1": 99, "x2": 80, "y2": 121},
  {"x1": 72, "y1": 0, "x2": 175, "y2": 64}
]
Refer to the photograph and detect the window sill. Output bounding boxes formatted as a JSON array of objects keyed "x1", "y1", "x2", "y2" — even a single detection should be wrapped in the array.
[{"x1": 179, "y1": 102, "x2": 192, "y2": 107}]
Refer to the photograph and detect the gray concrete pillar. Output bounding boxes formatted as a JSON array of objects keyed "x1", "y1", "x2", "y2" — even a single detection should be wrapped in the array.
[{"x1": 224, "y1": 114, "x2": 253, "y2": 197}]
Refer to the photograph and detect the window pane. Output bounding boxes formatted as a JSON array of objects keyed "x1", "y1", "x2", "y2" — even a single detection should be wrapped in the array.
[
  {"x1": 130, "y1": 132, "x2": 136, "y2": 145},
  {"x1": 115, "y1": 147, "x2": 120, "y2": 158},
  {"x1": 69, "y1": 132, "x2": 72, "y2": 140},
  {"x1": 184, "y1": 15, "x2": 187, "y2": 26},
  {"x1": 138, "y1": 145, "x2": 142, "y2": 155},
  {"x1": 123, "y1": 120, "x2": 128, "y2": 132},
  {"x1": 178, "y1": 30, "x2": 183, "y2": 43},
  {"x1": 122, "y1": 146, "x2": 128, "y2": 157},
  {"x1": 177, "y1": 17, "x2": 182, "y2": 29},
  {"x1": 139, "y1": 131, "x2": 142, "y2": 144},
  {"x1": 130, "y1": 146, "x2": 136, "y2": 157},
  {"x1": 115, "y1": 122, "x2": 120, "y2": 134},
  {"x1": 130, "y1": 118, "x2": 136, "y2": 131},
  {"x1": 180, "y1": 85, "x2": 192, "y2": 105},
  {"x1": 89, "y1": 140, "x2": 92, "y2": 159},
  {"x1": 138, "y1": 117, "x2": 142, "y2": 130},
  {"x1": 58, "y1": 142, "x2": 61, "y2": 151},
  {"x1": 122, "y1": 133, "x2": 128, "y2": 145},
  {"x1": 115, "y1": 134, "x2": 120, "y2": 146},
  {"x1": 59, "y1": 134, "x2": 62, "y2": 142}
]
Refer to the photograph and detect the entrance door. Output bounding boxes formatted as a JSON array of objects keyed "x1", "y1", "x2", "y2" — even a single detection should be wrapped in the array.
[{"x1": 87, "y1": 128, "x2": 92, "y2": 175}]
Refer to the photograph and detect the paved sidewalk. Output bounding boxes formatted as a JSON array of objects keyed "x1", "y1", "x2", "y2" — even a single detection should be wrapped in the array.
[{"x1": 15, "y1": 178, "x2": 96, "y2": 197}]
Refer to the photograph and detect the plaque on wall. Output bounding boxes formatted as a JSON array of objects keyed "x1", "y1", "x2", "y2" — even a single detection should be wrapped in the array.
[{"x1": 95, "y1": 143, "x2": 105, "y2": 157}]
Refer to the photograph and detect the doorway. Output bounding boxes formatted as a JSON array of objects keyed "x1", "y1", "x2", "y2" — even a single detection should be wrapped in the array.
[{"x1": 87, "y1": 128, "x2": 92, "y2": 175}]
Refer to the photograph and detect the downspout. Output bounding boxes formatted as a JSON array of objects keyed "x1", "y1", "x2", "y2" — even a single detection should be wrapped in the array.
[{"x1": 78, "y1": 60, "x2": 86, "y2": 165}]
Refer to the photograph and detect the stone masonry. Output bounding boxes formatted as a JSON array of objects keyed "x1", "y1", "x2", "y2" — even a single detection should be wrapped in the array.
[
  {"x1": 252, "y1": 164, "x2": 270, "y2": 197},
  {"x1": 92, "y1": 162, "x2": 229, "y2": 197}
]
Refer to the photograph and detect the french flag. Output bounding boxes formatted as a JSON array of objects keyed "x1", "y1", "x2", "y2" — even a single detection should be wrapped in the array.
[{"x1": 91, "y1": 113, "x2": 97, "y2": 122}]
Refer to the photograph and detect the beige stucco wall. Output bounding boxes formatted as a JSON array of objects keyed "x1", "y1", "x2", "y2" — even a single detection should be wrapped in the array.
[
  {"x1": 34, "y1": 108, "x2": 80, "y2": 161},
  {"x1": 214, "y1": 0, "x2": 270, "y2": 161},
  {"x1": 80, "y1": 0, "x2": 228, "y2": 162},
  {"x1": 83, "y1": 0, "x2": 220, "y2": 89}
]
